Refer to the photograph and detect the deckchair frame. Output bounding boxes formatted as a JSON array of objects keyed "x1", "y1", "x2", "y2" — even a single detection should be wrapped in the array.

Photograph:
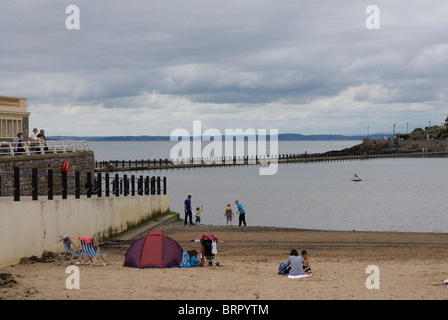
[
  {"x1": 59, "y1": 236, "x2": 83, "y2": 265},
  {"x1": 78, "y1": 237, "x2": 107, "y2": 266}
]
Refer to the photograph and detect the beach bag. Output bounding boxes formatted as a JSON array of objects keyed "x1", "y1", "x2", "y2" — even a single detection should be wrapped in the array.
[
  {"x1": 278, "y1": 262, "x2": 287, "y2": 275},
  {"x1": 211, "y1": 239, "x2": 218, "y2": 255},
  {"x1": 190, "y1": 256, "x2": 200, "y2": 267},
  {"x1": 182, "y1": 251, "x2": 191, "y2": 268},
  {"x1": 182, "y1": 250, "x2": 200, "y2": 267}
]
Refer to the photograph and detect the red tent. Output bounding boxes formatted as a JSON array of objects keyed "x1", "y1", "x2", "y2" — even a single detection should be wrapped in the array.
[{"x1": 123, "y1": 231, "x2": 183, "y2": 268}]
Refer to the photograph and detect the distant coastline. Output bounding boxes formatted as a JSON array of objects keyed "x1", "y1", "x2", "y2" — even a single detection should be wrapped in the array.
[{"x1": 48, "y1": 133, "x2": 387, "y2": 142}]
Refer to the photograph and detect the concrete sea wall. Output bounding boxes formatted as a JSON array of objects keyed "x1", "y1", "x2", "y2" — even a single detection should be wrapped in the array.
[{"x1": 0, "y1": 195, "x2": 169, "y2": 268}]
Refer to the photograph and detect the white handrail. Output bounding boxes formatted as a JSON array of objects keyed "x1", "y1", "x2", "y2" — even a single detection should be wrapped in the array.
[{"x1": 0, "y1": 140, "x2": 90, "y2": 156}]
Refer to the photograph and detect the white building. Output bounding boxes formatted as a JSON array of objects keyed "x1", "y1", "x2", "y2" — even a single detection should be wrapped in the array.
[{"x1": 0, "y1": 95, "x2": 30, "y2": 141}]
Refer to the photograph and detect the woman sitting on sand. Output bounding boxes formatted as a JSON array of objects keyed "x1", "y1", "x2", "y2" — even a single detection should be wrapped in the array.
[{"x1": 285, "y1": 249, "x2": 305, "y2": 276}]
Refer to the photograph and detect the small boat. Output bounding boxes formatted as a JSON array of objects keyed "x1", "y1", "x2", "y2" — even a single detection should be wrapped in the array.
[{"x1": 352, "y1": 174, "x2": 362, "y2": 181}]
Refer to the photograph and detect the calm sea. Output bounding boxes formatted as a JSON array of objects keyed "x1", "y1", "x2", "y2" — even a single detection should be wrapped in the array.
[{"x1": 89, "y1": 141, "x2": 448, "y2": 233}]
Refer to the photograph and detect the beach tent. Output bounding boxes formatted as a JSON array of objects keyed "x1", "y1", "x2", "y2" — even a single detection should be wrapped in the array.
[{"x1": 123, "y1": 231, "x2": 183, "y2": 268}]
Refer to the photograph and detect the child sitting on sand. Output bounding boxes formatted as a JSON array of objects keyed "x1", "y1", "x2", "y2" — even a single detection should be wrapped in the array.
[{"x1": 302, "y1": 250, "x2": 311, "y2": 273}]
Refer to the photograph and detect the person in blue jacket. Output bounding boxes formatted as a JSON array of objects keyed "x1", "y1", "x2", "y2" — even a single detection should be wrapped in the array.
[
  {"x1": 184, "y1": 195, "x2": 193, "y2": 226},
  {"x1": 235, "y1": 200, "x2": 246, "y2": 226}
]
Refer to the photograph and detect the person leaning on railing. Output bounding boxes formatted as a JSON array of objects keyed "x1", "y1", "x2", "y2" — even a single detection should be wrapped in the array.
[
  {"x1": 28, "y1": 128, "x2": 38, "y2": 153},
  {"x1": 36, "y1": 133, "x2": 48, "y2": 154},
  {"x1": 13, "y1": 132, "x2": 25, "y2": 155}
]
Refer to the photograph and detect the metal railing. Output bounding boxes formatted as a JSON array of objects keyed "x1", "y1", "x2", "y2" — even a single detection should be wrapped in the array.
[{"x1": 0, "y1": 140, "x2": 90, "y2": 156}]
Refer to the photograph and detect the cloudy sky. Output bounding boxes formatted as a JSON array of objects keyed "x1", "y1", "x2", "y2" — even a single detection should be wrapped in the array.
[{"x1": 1, "y1": 0, "x2": 447, "y2": 137}]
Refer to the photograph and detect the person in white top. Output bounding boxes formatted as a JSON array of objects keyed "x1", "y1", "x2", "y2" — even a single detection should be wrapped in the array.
[{"x1": 28, "y1": 128, "x2": 38, "y2": 152}]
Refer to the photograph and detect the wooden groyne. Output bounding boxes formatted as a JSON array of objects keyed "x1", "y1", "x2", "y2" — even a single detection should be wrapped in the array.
[{"x1": 95, "y1": 148, "x2": 448, "y2": 172}]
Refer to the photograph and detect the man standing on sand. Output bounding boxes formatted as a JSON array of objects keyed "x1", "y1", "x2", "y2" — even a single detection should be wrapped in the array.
[
  {"x1": 184, "y1": 195, "x2": 194, "y2": 226},
  {"x1": 235, "y1": 200, "x2": 246, "y2": 226}
]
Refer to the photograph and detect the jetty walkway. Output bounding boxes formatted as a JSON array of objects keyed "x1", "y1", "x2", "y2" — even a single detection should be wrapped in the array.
[{"x1": 95, "y1": 148, "x2": 448, "y2": 172}]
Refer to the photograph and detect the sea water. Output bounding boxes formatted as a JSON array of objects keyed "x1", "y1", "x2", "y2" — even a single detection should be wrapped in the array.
[{"x1": 88, "y1": 141, "x2": 448, "y2": 233}]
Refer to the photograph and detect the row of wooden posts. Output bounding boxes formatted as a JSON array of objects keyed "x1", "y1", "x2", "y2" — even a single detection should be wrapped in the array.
[
  {"x1": 0, "y1": 167, "x2": 167, "y2": 201},
  {"x1": 95, "y1": 148, "x2": 438, "y2": 170}
]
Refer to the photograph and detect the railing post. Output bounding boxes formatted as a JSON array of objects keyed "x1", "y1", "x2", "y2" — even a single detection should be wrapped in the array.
[
  {"x1": 114, "y1": 174, "x2": 119, "y2": 197},
  {"x1": 156, "y1": 176, "x2": 161, "y2": 195},
  {"x1": 86, "y1": 172, "x2": 92, "y2": 198},
  {"x1": 14, "y1": 166, "x2": 20, "y2": 201},
  {"x1": 145, "y1": 176, "x2": 150, "y2": 195},
  {"x1": 75, "y1": 171, "x2": 80, "y2": 199},
  {"x1": 32, "y1": 168, "x2": 38, "y2": 200},
  {"x1": 163, "y1": 177, "x2": 167, "y2": 195},
  {"x1": 48, "y1": 169, "x2": 53, "y2": 200},
  {"x1": 62, "y1": 170, "x2": 68, "y2": 199},
  {"x1": 131, "y1": 175, "x2": 135, "y2": 196},
  {"x1": 123, "y1": 174, "x2": 128, "y2": 196},
  {"x1": 150, "y1": 176, "x2": 155, "y2": 195},
  {"x1": 97, "y1": 172, "x2": 102, "y2": 197},
  {"x1": 138, "y1": 175, "x2": 143, "y2": 196},
  {"x1": 105, "y1": 173, "x2": 110, "y2": 197}
]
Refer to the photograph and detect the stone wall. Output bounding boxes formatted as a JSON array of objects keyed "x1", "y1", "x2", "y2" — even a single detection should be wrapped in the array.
[{"x1": 0, "y1": 151, "x2": 95, "y2": 196}]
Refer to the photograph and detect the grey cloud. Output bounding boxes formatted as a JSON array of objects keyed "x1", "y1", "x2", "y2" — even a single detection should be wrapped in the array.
[{"x1": 1, "y1": 0, "x2": 447, "y2": 135}]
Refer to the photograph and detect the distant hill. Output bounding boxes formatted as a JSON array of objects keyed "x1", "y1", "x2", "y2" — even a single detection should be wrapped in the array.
[
  {"x1": 48, "y1": 133, "x2": 387, "y2": 141},
  {"x1": 48, "y1": 135, "x2": 171, "y2": 141}
]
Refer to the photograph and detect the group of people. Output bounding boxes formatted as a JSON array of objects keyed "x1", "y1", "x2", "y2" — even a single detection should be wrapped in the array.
[
  {"x1": 279, "y1": 249, "x2": 312, "y2": 276},
  {"x1": 13, "y1": 128, "x2": 47, "y2": 155},
  {"x1": 183, "y1": 195, "x2": 200, "y2": 226},
  {"x1": 183, "y1": 195, "x2": 247, "y2": 227},
  {"x1": 183, "y1": 195, "x2": 312, "y2": 276},
  {"x1": 224, "y1": 200, "x2": 246, "y2": 226}
]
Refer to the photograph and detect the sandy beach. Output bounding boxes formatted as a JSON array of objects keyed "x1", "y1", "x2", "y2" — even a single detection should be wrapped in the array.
[{"x1": 1, "y1": 218, "x2": 448, "y2": 301}]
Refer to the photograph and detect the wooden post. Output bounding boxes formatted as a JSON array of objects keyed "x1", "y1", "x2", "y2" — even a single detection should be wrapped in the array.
[
  {"x1": 48, "y1": 169, "x2": 53, "y2": 200},
  {"x1": 75, "y1": 171, "x2": 80, "y2": 199},
  {"x1": 14, "y1": 167, "x2": 20, "y2": 202},
  {"x1": 32, "y1": 168, "x2": 38, "y2": 200},
  {"x1": 62, "y1": 169, "x2": 68, "y2": 199}
]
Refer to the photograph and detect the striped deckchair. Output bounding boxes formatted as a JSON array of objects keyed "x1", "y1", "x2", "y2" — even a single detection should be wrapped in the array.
[
  {"x1": 78, "y1": 237, "x2": 107, "y2": 266},
  {"x1": 58, "y1": 235, "x2": 84, "y2": 265}
]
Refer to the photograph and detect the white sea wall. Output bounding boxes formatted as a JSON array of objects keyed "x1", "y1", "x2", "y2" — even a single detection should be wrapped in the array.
[{"x1": 0, "y1": 195, "x2": 169, "y2": 268}]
